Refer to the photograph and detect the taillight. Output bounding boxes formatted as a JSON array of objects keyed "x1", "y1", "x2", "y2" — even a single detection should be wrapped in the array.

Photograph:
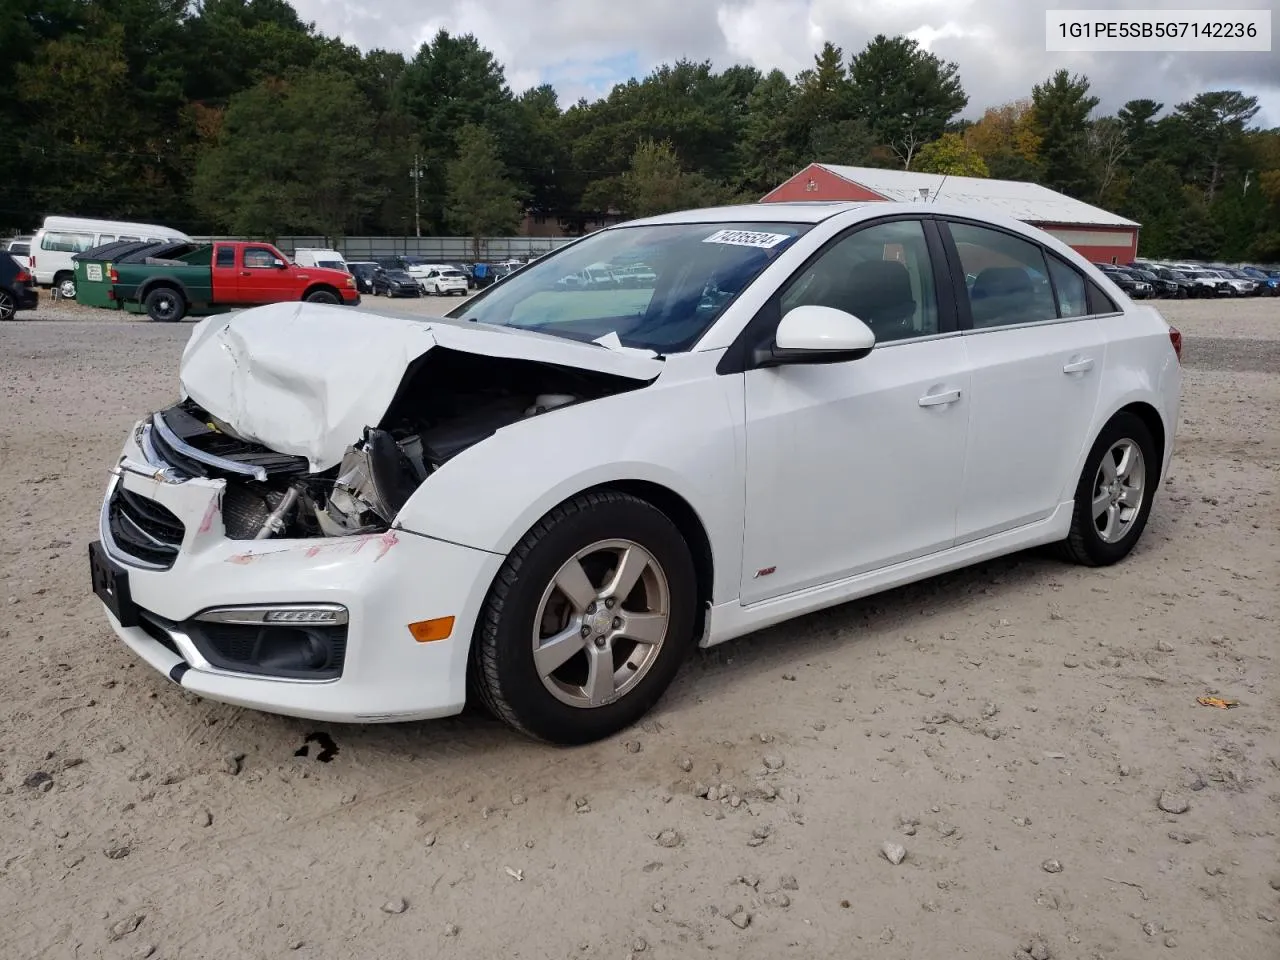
[
  {"x1": 1168, "y1": 325, "x2": 1182, "y2": 363},
  {"x1": 15, "y1": 269, "x2": 30, "y2": 283},
  {"x1": 29, "y1": 254, "x2": 35, "y2": 268}
]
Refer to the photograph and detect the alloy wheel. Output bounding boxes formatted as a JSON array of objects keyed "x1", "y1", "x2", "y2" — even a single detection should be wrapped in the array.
[
  {"x1": 1091, "y1": 439, "x2": 1146, "y2": 543},
  {"x1": 532, "y1": 539, "x2": 671, "y2": 709},
  {"x1": 0, "y1": 289, "x2": 14, "y2": 320}
]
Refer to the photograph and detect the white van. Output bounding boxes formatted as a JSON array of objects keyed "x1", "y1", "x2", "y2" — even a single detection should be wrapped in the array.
[
  {"x1": 31, "y1": 215, "x2": 191, "y2": 299},
  {"x1": 293, "y1": 248, "x2": 348, "y2": 272}
]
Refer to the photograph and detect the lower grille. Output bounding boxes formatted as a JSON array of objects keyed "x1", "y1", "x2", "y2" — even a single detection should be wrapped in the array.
[{"x1": 108, "y1": 487, "x2": 185, "y2": 569}]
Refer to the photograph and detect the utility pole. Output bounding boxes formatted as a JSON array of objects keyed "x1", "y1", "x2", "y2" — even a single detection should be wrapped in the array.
[{"x1": 409, "y1": 155, "x2": 424, "y2": 237}]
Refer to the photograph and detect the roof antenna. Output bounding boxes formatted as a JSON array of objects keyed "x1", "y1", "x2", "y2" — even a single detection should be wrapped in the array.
[{"x1": 931, "y1": 176, "x2": 948, "y2": 203}]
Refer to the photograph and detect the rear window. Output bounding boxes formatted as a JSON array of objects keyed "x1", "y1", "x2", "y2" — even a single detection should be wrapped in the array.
[
  {"x1": 317, "y1": 260, "x2": 345, "y2": 271},
  {"x1": 9, "y1": 242, "x2": 29, "y2": 256}
]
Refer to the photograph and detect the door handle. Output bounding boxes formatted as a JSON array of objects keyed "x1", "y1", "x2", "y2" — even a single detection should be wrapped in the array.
[
  {"x1": 240, "y1": 271, "x2": 251, "y2": 277},
  {"x1": 919, "y1": 389, "x2": 961, "y2": 407},
  {"x1": 1062, "y1": 357, "x2": 1095, "y2": 374}
]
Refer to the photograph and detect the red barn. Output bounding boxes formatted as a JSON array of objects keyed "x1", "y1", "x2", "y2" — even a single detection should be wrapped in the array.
[{"x1": 763, "y1": 163, "x2": 1140, "y2": 265}]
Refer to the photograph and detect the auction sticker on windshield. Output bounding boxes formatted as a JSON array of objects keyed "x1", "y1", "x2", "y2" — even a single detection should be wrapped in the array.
[{"x1": 702, "y1": 229, "x2": 792, "y2": 248}]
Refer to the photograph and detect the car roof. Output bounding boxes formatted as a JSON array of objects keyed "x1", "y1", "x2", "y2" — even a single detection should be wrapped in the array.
[{"x1": 620, "y1": 200, "x2": 1084, "y2": 242}]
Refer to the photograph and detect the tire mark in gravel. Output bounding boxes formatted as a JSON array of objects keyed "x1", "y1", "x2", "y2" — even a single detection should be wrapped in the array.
[{"x1": 1181, "y1": 336, "x2": 1280, "y2": 373}]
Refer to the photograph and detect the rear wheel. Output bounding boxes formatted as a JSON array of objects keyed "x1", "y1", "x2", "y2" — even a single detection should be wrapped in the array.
[
  {"x1": 471, "y1": 491, "x2": 698, "y2": 744},
  {"x1": 1059, "y1": 411, "x2": 1159, "y2": 567},
  {"x1": 0, "y1": 288, "x2": 14, "y2": 321},
  {"x1": 55, "y1": 273, "x2": 76, "y2": 300},
  {"x1": 144, "y1": 287, "x2": 185, "y2": 322}
]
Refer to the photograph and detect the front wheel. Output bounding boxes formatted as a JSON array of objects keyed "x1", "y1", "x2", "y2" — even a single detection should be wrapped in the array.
[
  {"x1": 470, "y1": 491, "x2": 698, "y2": 744},
  {"x1": 1059, "y1": 412, "x2": 1159, "y2": 567},
  {"x1": 0, "y1": 288, "x2": 14, "y2": 321},
  {"x1": 304, "y1": 289, "x2": 339, "y2": 304},
  {"x1": 144, "y1": 287, "x2": 186, "y2": 322}
]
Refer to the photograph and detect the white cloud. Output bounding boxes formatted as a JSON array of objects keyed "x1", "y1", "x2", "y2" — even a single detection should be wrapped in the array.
[{"x1": 291, "y1": 0, "x2": 1280, "y2": 123}]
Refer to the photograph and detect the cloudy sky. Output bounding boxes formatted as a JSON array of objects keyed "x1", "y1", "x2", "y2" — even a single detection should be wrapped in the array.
[{"x1": 293, "y1": 0, "x2": 1279, "y2": 124}]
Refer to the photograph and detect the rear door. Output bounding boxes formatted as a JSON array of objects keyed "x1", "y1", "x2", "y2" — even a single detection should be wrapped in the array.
[
  {"x1": 940, "y1": 219, "x2": 1108, "y2": 544},
  {"x1": 210, "y1": 244, "x2": 239, "y2": 300}
]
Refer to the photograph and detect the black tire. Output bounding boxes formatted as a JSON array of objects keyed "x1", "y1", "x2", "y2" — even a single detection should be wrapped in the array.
[
  {"x1": 0, "y1": 287, "x2": 14, "y2": 321},
  {"x1": 1059, "y1": 411, "x2": 1159, "y2": 567},
  {"x1": 304, "y1": 288, "x2": 339, "y2": 304},
  {"x1": 144, "y1": 286, "x2": 185, "y2": 322},
  {"x1": 55, "y1": 273, "x2": 76, "y2": 300},
  {"x1": 470, "y1": 490, "x2": 698, "y2": 744}
]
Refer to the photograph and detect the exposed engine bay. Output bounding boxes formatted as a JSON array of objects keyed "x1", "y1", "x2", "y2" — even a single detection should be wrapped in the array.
[{"x1": 145, "y1": 348, "x2": 646, "y2": 540}]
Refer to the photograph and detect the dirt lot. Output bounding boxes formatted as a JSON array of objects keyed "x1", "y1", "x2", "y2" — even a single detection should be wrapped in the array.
[{"x1": 1, "y1": 297, "x2": 1277, "y2": 960}]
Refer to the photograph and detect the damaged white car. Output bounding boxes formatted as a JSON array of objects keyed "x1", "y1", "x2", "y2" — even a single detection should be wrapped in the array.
[{"x1": 91, "y1": 202, "x2": 1181, "y2": 743}]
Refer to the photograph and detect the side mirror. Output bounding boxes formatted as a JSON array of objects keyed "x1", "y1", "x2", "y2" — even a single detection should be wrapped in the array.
[
  {"x1": 754, "y1": 304, "x2": 876, "y2": 368},
  {"x1": 273, "y1": 258, "x2": 287, "y2": 269}
]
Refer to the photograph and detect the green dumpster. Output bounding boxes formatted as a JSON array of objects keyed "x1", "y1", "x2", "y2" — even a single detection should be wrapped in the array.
[
  {"x1": 71, "y1": 240, "x2": 170, "y2": 311},
  {"x1": 71, "y1": 252, "x2": 120, "y2": 309}
]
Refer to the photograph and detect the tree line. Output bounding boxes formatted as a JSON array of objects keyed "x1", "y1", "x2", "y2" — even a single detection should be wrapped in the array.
[{"x1": 4, "y1": 0, "x2": 1278, "y2": 260}]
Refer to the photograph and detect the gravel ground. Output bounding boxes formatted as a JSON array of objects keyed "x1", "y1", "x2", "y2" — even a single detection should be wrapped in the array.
[{"x1": 0, "y1": 297, "x2": 1277, "y2": 960}]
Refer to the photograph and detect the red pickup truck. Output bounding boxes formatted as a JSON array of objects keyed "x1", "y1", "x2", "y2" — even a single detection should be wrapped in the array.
[{"x1": 108, "y1": 240, "x2": 360, "y2": 321}]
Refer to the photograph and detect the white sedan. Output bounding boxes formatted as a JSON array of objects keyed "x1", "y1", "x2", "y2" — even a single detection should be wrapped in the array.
[{"x1": 91, "y1": 202, "x2": 1182, "y2": 743}]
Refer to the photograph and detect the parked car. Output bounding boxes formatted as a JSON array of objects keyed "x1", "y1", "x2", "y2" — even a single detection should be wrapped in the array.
[
  {"x1": 1238, "y1": 266, "x2": 1279, "y2": 295},
  {"x1": 6, "y1": 236, "x2": 32, "y2": 270},
  {"x1": 1097, "y1": 264, "x2": 1152, "y2": 299},
  {"x1": 347, "y1": 261, "x2": 378, "y2": 295},
  {"x1": 1129, "y1": 267, "x2": 1181, "y2": 298},
  {"x1": 1174, "y1": 268, "x2": 1231, "y2": 297},
  {"x1": 1200, "y1": 269, "x2": 1253, "y2": 297},
  {"x1": 90, "y1": 201, "x2": 1181, "y2": 744},
  {"x1": 418, "y1": 265, "x2": 470, "y2": 296},
  {"x1": 372, "y1": 267, "x2": 422, "y2": 297},
  {"x1": 1149, "y1": 266, "x2": 1200, "y2": 298},
  {"x1": 1217, "y1": 268, "x2": 1261, "y2": 296},
  {"x1": 293, "y1": 248, "x2": 349, "y2": 272},
  {"x1": 31, "y1": 215, "x2": 190, "y2": 299},
  {"x1": 103, "y1": 240, "x2": 359, "y2": 322},
  {"x1": 0, "y1": 253, "x2": 39, "y2": 320}
]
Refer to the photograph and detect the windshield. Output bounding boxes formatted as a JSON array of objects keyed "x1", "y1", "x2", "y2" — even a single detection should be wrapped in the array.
[{"x1": 450, "y1": 222, "x2": 811, "y2": 352}]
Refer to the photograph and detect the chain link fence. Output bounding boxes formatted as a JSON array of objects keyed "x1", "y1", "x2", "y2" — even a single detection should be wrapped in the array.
[{"x1": 189, "y1": 235, "x2": 576, "y2": 260}]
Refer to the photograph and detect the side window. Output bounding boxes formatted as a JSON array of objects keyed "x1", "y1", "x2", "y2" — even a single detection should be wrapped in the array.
[
  {"x1": 97, "y1": 234, "x2": 116, "y2": 245},
  {"x1": 1046, "y1": 254, "x2": 1088, "y2": 318},
  {"x1": 41, "y1": 232, "x2": 95, "y2": 253},
  {"x1": 215, "y1": 246, "x2": 235, "y2": 268},
  {"x1": 243, "y1": 247, "x2": 275, "y2": 269},
  {"x1": 779, "y1": 219, "x2": 939, "y2": 343},
  {"x1": 1086, "y1": 278, "x2": 1118, "y2": 315},
  {"x1": 949, "y1": 222, "x2": 1057, "y2": 328}
]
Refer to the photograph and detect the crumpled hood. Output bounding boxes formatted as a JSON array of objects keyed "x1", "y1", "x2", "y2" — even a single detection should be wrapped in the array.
[{"x1": 178, "y1": 301, "x2": 664, "y2": 472}]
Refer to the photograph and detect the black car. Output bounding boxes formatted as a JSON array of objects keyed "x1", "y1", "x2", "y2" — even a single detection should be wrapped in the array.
[
  {"x1": 372, "y1": 267, "x2": 422, "y2": 297},
  {"x1": 0, "y1": 253, "x2": 38, "y2": 320},
  {"x1": 1130, "y1": 267, "x2": 1182, "y2": 299},
  {"x1": 1149, "y1": 267, "x2": 1199, "y2": 298},
  {"x1": 347, "y1": 261, "x2": 378, "y2": 294},
  {"x1": 1096, "y1": 265, "x2": 1151, "y2": 299}
]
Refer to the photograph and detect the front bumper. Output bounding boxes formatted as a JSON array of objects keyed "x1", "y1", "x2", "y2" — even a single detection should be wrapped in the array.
[{"x1": 94, "y1": 425, "x2": 504, "y2": 722}]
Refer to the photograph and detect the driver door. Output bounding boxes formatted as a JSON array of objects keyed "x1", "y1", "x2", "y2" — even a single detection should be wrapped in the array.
[
  {"x1": 238, "y1": 245, "x2": 289, "y2": 303},
  {"x1": 740, "y1": 217, "x2": 972, "y2": 604}
]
